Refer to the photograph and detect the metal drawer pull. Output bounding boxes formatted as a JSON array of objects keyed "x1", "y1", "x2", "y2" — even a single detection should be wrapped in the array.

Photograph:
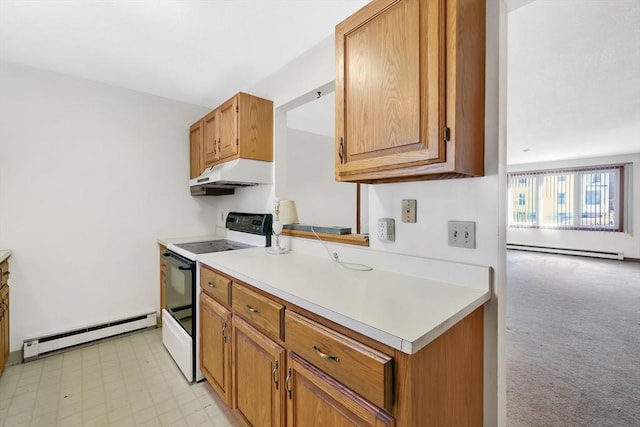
[
  {"x1": 272, "y1": 361, "x2": 279, "y2": 389},
  {"x1": 313, "y1": 345, "x2": 340, "y2": 362},
  {"x1": 207, "y1": 281, "x2": 216, "y2": 288},
  {"x1": 246, "y1": 304, "x2": 260, "y2": 314}
]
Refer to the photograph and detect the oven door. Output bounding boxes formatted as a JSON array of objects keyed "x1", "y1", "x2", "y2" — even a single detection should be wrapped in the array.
[{"x1": 163, "y1": 251, "x2": 195, "y2": 335}]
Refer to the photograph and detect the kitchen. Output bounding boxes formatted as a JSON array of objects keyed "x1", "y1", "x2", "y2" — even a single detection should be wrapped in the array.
[{"x1": 0, "y1": 0, "x2": 504, "y2": 425}]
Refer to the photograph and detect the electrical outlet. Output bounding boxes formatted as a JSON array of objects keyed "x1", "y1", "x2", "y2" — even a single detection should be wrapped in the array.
[
  {"x1": 448, "y1": 221, "x2": 476, "y2": 248},
  {"x1": 402, "y1": 199, "x2": 417, "y2": 223},
  {"x1": 378, "y1": 218, "x2": 395, "y2": 242}
]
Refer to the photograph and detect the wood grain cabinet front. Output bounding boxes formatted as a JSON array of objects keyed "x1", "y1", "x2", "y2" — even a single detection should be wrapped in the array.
[
  {"x1": 232, "y1": 316, "x2": 286, "y2": 427},
  {"x1": 335, "y1": 0, "x2": 485, "y2": 183},
  {"x1": 190, "y1": 92, "x2": 273, "y2": 179},
  {"x1": 285, "y1": 311, "x2": 393, "y2": 412},
  {"x1": 189, "y1": 120, "x2": 205, "y2": 179},
  {"x1": 200, "y1": 265, "x2": 231, "y2": 306},
  {"x1": 200, "y1": 292, "x2": 232, "y2": 405},
  {"x1": 159, "y1": 245, "x2": 167, "y2": 326},
  {"x1": 285, "y1": 352, "x2": 394, "y2": 427},
  {"x1": 197, "y1": 266, "x2": 483, "y2": 427},
  {"x1": 0, "y1": 260, "x2": 9, "y2": 375},
  {"x1": 232, "y1": 283, "x2": 283, "y2": 341}
]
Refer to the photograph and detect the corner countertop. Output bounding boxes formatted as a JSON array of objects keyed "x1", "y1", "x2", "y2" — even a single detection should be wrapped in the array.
[
  {"x1": 0, "y1": 250, "x2": 11, "y2": 264},
  {"x1": 198, "y1": 247, "x2": 491, "y2": 355}
]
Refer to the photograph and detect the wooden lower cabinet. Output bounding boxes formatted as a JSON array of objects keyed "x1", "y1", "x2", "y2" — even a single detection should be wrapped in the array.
[
  {"x1": 0, "y1": 284, "x2": 9, "y2": 375},
  {"x1": 200, "y1": 292, "x2": 232, "y2": 405},
  {"x1": 232, "y1": 316, "x2": 285, "y2": 427},
  {"x1": 159, "y1": 245, "x2": 167, "y2": 326},
  {"x1": 285, "y1": 352, "x2": 394, "y2": 427},
  {"x1": 199, "y1": 266, "x2": 484, "y2": 427}
]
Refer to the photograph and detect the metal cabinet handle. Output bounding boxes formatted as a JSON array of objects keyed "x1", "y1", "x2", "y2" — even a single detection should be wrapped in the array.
[
  {"x1": 338, "y1": 137, "x2": 345, "y2": 164},
  {"x1": 217, "y1": 138, "x2": 221, "y2": 155},
  {"x1": 222, "y1": 321, "x2": 228, "y2": 343},
  {"x1": 272, "y1": 361, "x2": 279, "y2": 390},
  {"x1": 246, "y1": 304, "x2": 260, "y2": 314},
  {"x1": 313, "y1": 345, "x2": 340, "y2": 362},
  {"x1": 207, "y1": 281, "x2": 216, "y2": 288},
  {"x1": 285, "y1": 368, "x2": 292, "y2": 399}
]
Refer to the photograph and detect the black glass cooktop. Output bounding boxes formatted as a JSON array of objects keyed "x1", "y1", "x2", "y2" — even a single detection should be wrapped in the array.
[{"x1": 173, "y1": 239, "x2": 253, "y2": 254}]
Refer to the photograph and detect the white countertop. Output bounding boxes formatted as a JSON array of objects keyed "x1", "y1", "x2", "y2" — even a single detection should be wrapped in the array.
[
  {"x1": 198, "y1": 247, "x2": 490, "y2": 354},
  {"x1": 157, "y1": 234, "x2": 219, "y2": 247},
  {"x1": 0, "y1": 250, "x2": 11, "y2": 264}
]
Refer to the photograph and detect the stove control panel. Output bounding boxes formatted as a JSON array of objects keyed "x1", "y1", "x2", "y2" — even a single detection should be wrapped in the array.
[{"x1": 226, "y1": 212, "x2": 273, "y2": 236}]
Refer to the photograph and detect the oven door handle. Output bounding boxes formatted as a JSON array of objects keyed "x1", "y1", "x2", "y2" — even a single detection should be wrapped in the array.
[{"x1": 163, "y1": 251, "x2": 194, "y2": 271}]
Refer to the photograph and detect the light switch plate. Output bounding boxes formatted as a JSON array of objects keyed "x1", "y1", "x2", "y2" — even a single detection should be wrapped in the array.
[
  {"x1": 448, "y1": 221, "x2": 476, "y2": 248},
  {"x1": 402, "y1": 199, "x2": 417, "y2": 223},
  {"x1": 378, "y1": 218, "x2": 395, "y2": 242}
]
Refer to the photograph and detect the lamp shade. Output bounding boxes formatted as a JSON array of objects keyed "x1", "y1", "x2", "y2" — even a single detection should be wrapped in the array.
[{"x1": 278, "y1": 200, "x2": 299, "y2": 225}]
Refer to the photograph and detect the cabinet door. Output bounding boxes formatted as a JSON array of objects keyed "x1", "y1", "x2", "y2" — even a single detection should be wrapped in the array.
[
  {"x1": 203, "y1": 109, "x2": 219, "y2": 167},
  {"x1": 335, "y1": 0, "x2": 445, "y2": 181},
  {"x1": 217, "y1": 96, "x2": 239, "y2": 161},
  {"x1": 232, "y1": 316, "x2": 285, "y2": 427},
  {"x1": 189, "y1": 121, "x2": 205, "y2": 179},
  {"x1": 159, "y1": 246, "x2": 167, "y2": 325},
  {"x1": 286, "y1": 352, "x2": 394, "y2": 427},
  {"x1": 200, "y1": 292, "x2": 232, "y2": 404},
  {"x1": 0, "y1": 285, "x2": 9, "y2": 375}
]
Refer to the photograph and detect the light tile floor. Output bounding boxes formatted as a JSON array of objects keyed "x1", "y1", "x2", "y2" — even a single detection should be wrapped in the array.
[{"x1": 0, "y1": 328, "x2": 240, "y2": 427}]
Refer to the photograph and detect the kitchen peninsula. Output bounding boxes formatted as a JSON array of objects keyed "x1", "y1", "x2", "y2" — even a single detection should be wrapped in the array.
[{"x1": 198, "y1": 244, "x2": 490, "y2": 426}]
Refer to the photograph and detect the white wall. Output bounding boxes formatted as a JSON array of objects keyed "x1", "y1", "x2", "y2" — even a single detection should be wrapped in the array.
[
  {"x1": 0, "y1": 61, "x2": 219, "y2": 351},
  {"x1": 507, "y1": 153, "x2": 640, "y2": 258},
  {"x1": 248, "y1": 1, "x2": 504, "y2": 423},
  {"x1": 285, "y1": 128, "x2": 356, "y2": 229}
]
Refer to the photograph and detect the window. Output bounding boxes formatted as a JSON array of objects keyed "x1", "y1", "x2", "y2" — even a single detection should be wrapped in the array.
[
  {"x1": 508, "y1": 164, "x2": 624, "y2": 231},
  {"x1": 557, "y1": 192, "x2": 566, "y2": 205}
]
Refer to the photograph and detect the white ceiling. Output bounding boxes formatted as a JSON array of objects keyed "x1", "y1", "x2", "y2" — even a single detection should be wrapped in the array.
[
  {"x1": 1, "y1": 0, "x2": 637, "y2": 166},
  {"x1": 507, "y1": 0, "x2": 640, "y2": 165},
  {"x1": 0, "y1": 0, "x2": 368, "y2": 108}
]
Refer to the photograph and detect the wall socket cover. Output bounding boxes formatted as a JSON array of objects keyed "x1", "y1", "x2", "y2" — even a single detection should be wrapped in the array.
[
  {"x1": 402, "y1": 199, "x2": 417, "y2": 223},
  {"x1": 378, "y1": 218, "x2": 395, "y2": 242},
  {"x1": 448, "y1": 221, "x2": 476, "y2": 248}
]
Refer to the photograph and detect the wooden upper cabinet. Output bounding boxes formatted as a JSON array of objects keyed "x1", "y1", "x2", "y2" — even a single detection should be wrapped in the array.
[
  {"x1": 203, "y1": 109, "x2": 220, "y2": 167},
  {"x1": 189, "y1": 92, "x2": 273, "y2": 178},
  {"x1": 189, "y1": 121, "x2": 204, "y2": 179},
  {"x1": 217, "y1": 96, "x2": 239, "y2": 162},
  {"x1": 335, "y1": 0, "x2": 485, "y2": 183}
]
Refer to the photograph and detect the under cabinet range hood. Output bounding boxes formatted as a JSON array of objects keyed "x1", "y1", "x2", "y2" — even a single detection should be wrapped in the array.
[{"x1": 189, "y1": 158, "x2": 273, "y2": 196}]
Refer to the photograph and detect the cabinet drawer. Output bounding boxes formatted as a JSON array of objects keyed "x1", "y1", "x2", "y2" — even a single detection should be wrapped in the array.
[
  {"x1": 200, "y1": 266, "x2": 231, "y2": 306},
  {"x1": 285, "y1": 311, "x2": 393, "y2": 412},
  {"x1": 231, "y1": 283, "x2": 283, "y2": 340}
]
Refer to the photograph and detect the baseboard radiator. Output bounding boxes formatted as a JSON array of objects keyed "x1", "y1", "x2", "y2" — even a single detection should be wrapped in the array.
[
  {"x1": 507, "y1": 244, "x2": 624, "y2": 260},
  {"x1": 22, "y1": 312, "x2": 157, "y2": 361}
]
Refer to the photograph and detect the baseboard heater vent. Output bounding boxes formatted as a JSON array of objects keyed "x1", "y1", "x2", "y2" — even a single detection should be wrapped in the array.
[
  {"x1": 507, "y1": 244, "x2": 623, "y2": 260},
  {"x1": 23, "y1": 312, "x2": 157, "y2": 361}
]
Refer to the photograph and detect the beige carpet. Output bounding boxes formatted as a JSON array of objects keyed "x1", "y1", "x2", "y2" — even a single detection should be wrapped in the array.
[{"x1": 507, "y1": 250, "x2": 640, "y2": 426}]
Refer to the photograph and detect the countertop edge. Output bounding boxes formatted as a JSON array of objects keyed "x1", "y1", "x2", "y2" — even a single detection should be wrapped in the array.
[
  {"x1": 199, "y1": 254, "x2": 490, "y2": 355},
  {"x1": 0, "y1": 250, "x2": 12, "y2": 264},
  {"x1": 401, "y1": 291, "x2": 491, "y2": 353},
  {"x1": 158, "y1": 235, "x2": 219, "y2": 247}
]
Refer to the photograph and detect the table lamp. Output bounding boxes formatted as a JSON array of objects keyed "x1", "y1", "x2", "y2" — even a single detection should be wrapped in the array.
[{"x1": 267, "y1": 198, "x2": 298, "y2": 255}]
